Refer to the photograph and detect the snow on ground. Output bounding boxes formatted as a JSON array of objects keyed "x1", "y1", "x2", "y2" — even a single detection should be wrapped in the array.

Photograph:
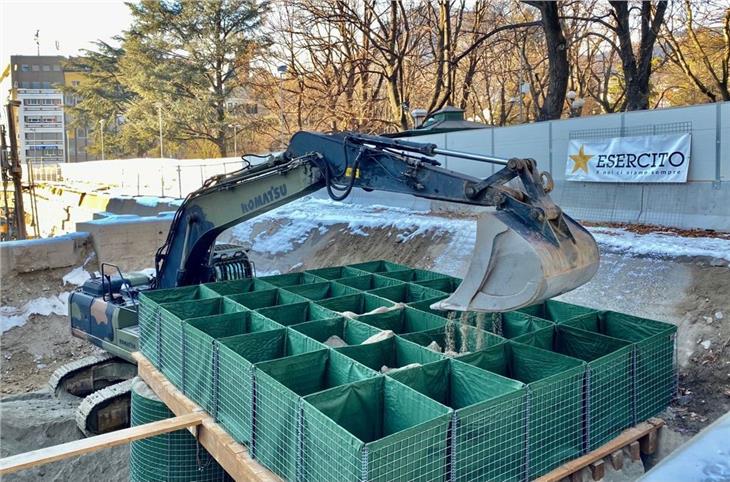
[
  {"x1": 229, "y1": 197, "x2": 730, "y2": 273},
  {"x1": 0, "y1": 293, "x2": 69, "y2": 333},
  {"x1": 62, "y1": 267, "x2": 91, "y2": 286}
]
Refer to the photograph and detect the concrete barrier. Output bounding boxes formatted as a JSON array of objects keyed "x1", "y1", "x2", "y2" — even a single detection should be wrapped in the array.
[{"x1": 0, "y1": 232, "x2": 92, "y2": 277}]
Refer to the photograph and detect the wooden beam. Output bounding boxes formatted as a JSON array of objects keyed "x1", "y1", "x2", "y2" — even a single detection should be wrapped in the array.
[
  {"x1": 132, "y1": 352, "x2": 279, "y2": 482},
  {"x1": 534, "y1": 419, "x2": 664, "y2": 482},
  {"x1": 0, "y1": 412, "x2": 204, "y2": 476}
]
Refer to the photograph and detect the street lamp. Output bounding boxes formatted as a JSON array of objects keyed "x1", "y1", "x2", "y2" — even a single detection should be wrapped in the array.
[
  {"x1": 98, "y1": 119, "x2": 105, "y2": 160},
  {"x1": 156, "y1": 102, "x2": 164, "y2": 158},
  {"x1": 277, "y1": 65, "x2": 287, "y2": 148},
  {"x1": 228, "y1": 124, "x2": 241, "y2": 156},
  {"x1": 566, "y1": 90, "x2": 585, "y2": 118}
]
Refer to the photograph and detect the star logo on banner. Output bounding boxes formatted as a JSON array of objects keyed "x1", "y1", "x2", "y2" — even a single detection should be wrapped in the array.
[{"x1": 569, "y1": 145, "x2": 593, "y2": 173}]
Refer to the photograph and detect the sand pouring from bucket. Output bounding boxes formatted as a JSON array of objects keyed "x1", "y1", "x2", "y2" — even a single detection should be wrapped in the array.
[{"x1": 432, "y1": 208, "x2": 599, "y2": 313}]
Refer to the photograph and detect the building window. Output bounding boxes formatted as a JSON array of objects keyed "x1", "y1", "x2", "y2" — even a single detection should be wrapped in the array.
[
  {"x1": 21, "y1": 64, "x2": 30, "y2": 72},
  {"x1": 31, "y1": 64, "x2": 40, "y2": 71},
  {"x1": 41, "y1": 82, "x2": 51, "y2": 89},
  {"x1": 53, "y1": 64, "x2": 61, "y2": 71},
  {"x1": 42, "y1": 64, "x2": 51, "y2": 72},
  {"x1": 31, "y1": 81, "x2": 41, "y2": 89},
  {"x1": 20, "y1": 81, "x2": 29, "y2": 88}
]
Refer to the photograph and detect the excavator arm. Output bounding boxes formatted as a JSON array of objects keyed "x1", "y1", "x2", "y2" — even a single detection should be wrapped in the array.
[{"x1": 154, "y1": 131, "x2": 599, "y2": 312}]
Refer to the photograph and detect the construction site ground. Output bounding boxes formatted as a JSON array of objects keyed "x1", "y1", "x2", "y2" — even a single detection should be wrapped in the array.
[{"x1": 1, "y1": 197, "x2": 729, "y2": 481}]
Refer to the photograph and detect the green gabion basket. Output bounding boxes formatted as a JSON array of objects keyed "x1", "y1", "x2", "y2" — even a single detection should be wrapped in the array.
[
  {"x1": 389, "y1": 359, "x2": 528, "y2": 482},
  {"x1": 130, "y1": 378, "x2": 229, "y2": 482},
  {"x1": 336, "y1": 273, "x2": 405, "y2": 291}
]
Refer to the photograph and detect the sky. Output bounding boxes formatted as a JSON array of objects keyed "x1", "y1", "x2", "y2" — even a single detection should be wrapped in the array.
[{"x1": 1, "y1": 0, "x2": 133, "y2": 62}]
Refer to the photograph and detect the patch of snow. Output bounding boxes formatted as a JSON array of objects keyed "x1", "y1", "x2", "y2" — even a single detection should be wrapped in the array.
[
  {"x1": 701, "y1": 340, "x2": 712, "y2": 350},
  {"x1": 63, "y1": 266, "x2": 91, "y2": 286},
  {"x1": 1, "y1": 293, "x2": 70, "y2": 333},
  {"x1": 588, "y1": 227, "x2": 730, "y2": 262}
]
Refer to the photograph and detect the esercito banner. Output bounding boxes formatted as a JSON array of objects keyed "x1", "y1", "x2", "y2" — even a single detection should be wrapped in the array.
[{"x1": 565, "y1": 133, "x2": 691, "y2": 183}]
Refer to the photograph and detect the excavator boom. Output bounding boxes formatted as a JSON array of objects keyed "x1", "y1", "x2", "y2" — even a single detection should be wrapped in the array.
[{"x1": 154, "y1": 131, "x2": 599, "y2": 312}]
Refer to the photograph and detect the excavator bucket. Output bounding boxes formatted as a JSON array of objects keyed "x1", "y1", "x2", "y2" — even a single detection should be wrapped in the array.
[{"x1": 432, "y1": 209, "x2": 599, "y2": 313}]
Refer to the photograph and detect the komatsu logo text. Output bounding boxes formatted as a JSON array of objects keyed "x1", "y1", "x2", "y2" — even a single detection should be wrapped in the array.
[{"x1": 241, "y1": 185, "x2": 288, "y2": 213}]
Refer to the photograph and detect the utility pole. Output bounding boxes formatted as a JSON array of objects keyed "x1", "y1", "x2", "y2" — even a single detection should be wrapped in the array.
[
  {"x1": 228, "y1": 124, "x2": 240, "y2": 156},
  {"x1": 99, "y1": 119, "x2": 105, "y2": 160},
  {"x1": 156, "y1": 103, "x2": 164, "y2": 158},
  {"x1": 277, "y1": 65, "x2": 287, "y2": 148},
  {"x1": 5, "y1": 101, "x2": 27, "y2": 239},
  {"x1": 34, "y1": 30, "x2": 40, "y2": 56}
]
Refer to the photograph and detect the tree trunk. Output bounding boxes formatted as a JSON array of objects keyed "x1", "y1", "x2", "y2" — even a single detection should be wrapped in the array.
[
  {"x1": 528, "y1": 1, "x2": 569, "y2": 120},
  {"x1": 611, "y1": 1, "x2": 667, "y2": 111}
]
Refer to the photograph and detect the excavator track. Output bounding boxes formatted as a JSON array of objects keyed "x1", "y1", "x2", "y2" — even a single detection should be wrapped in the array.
[
  {"x1": 75, "y1": 378, "x2": 134, "y2": 436},
  {"x1": 48, "y1": 352, "x2": 116, "y2": 395}
]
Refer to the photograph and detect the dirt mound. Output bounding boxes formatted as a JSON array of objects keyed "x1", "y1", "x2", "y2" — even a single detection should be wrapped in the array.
[{"x1": 1, "y1": 390, "x2": 129, "y2": 482}]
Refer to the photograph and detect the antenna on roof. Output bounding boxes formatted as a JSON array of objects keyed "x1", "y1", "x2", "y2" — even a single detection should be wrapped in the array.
[
  {"x1": 34, "y1": 30, "x2": 40, "y2": 56},
  {"x1": 55, "y1": 40, "x2": 60, "y2": 51}
]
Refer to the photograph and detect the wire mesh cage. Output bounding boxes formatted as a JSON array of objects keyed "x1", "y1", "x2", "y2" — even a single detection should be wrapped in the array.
[{"x1": 130, "y1": 378, "x2": 230, "y2": 482}]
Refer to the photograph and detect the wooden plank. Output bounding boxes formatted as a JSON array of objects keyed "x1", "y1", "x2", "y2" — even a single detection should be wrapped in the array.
[
  {"x1": 629, "y1": 441, "x2": 641, "y2": 461},
  {"x1": 133, "y1": 352, "x2": 280, "y2": 482},
  {"x1": 609, "y1": 450, "x2": 624, "y2": 471},
  {"x1": 0, "y1": 412, "x2": 204, "y2": 476},
  {"x1": 589, "y1": 460, "x2": 605, "y2": 481},
  {"x1": 534, "y1": 418, "x2": 665, "y2": 482},
  {"x1": 640, "y1": 428, "x2": 658, "y2": 455}
]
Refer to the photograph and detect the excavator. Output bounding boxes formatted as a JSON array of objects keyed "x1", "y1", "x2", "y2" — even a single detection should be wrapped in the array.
[{"x1": 55, "y1": 130, "x2": 599, "y2": 436}]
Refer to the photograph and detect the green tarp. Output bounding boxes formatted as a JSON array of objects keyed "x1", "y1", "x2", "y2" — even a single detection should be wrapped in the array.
[
  {"x1": 183, "y1": 311, "x2": 282, "y2": 414},
  {"x1": 217, "y1": 328, "x2": 322, "y2": 445},
  {"x1": 334, "y1": 334, "x2": 445, "y2": 372},
  {"x1": 357, "y1": 306, "x2": 447, "y2": 335},
  {"x1": 301, "y1": 376, "x2": 452, "y2": 482},
  {"x1": 253, "y1": 349, "x2": 377, "y2": 480},
  {"x1": 377, "y1": 268, "x2": 451, "y2": 283},
  {"x1": 414, "y1": 276, "x2": 461, "y2": 293},
  {"x1": 389, "y1": 359, "x2": 527, "y2": 482},
  {"x1": 281, "y1": 281, "x2": 360, "y2": 302},
  {"x1": 259, "y1": 271, "x2": 326, "y2": 287},
  {"x1": 518, "y1": 299, "x2": 598, "y2": 323},
  {"x1": 255, "y1": 301, "x2": 341, "y2": 326},
  {"x1": 401, "y1": 323, "x2": 505, "y2": 357},
  {"x1": 304, "y1": 266, "x2": 369, "y2": 280},
  {"x1": 515, "y1": 325, "x2": 633, "y2": 450},
  {"x1": 563, "y1": 311, "x2": 677, "y2": 423},
  {"x1": 336, "y1": 274, "x2": 405, "y2": 291},
  {"x1": 368, "y1": 283, "x2": 447, "y2": 305},
  {"x1": 500, "y1": 311, "x2": 555, "y2": 339},
  {"x1": 138, "y1": 285, "x2": 219, "y2": 367},
  {"x1": 158, "y1": 297, "x2": 245, "y2": 391},
  {"x1": 204, "y1": 277, "x2": 277, "y2": 296},
  {"x1": 459, "y1": 342, "x2": 586, "y2": 479},
  {"x1": 226, "y1": 288, "x2": 307, "y2": 310},
  {"x1": 318, "y1": 293, "x2": 394, "y2": 315},
  {"x1": 346, "y1": 260, "x2": 411, "y2": 274},
  {"x1": 291, "y1": 317, "x2": 383, "y2": 346}
]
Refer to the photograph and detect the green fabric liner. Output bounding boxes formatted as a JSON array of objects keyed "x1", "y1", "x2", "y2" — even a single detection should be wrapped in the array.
[
  {"x1": 203, "y1": 277, "x2": 277, "y2": 296},
  {"x1": 408, "y1": 299, "x2": 502, "y2": 332},
  {"x1": 357, "y1": 306, "x2": 447, "y2": 335},
  {"x1": 255, "y1": 301, "x2": 341, "y2": 326},
  {"x1": 252, "y1": 349, "x2": 377, "y2": 481},
  {"x1": 388, "y1": 359, "x2": 526, "y2": 482},
  {"x1": 368, "y1": 282, "x2": 447, "y2": 304},
  {"x1": 401, "y1": 323, "x2": 506, "y2": 356},
  {"x1": 335, "y1": 336, "x2": 445, "y2": 371},
  {"x1": 182, "y1": 311, "x2": 283, "y2": 413},
  {"x1": 335, "y1": 274, "x2": 405, "y2": 291},
  {"x1": 258, "y1": 271, "x2": 326, "y2": 287},
  {"x1": 514, "y1": 325, "x2": 634, "y2": 450},
  {"x1": 161, "y1": 297, "x2": 245, "y2": 320},
  {"x1": 414, "y1": 276, "x2": 462, "y2": 293},
  {"x1": 563, "y1": 311, "x2": 677, "y2": 423},
  {"x1": 291, "y1": 317, "x2": 383, "y2": 345},
  {"x1": 282, "y1": 281, "x2": 360, "y2": 301},
  {"x1": 301, "y1": 376, "x2": 451, "y2": 482},
  {"x1": 140, "y1": 284, "x2": 220, "y2": 305},
  {"x1": 216, "y1": 328, "x2": 323, "y2": 445},
  {"x1": 225, "y1": 288, "x2": 307, "y2": 310},
  {"x1": 518, "y1": 299, "x2": 598, "y2": 323},
  {"x1": 501, "y1": 311, "x2": 555, "y2": 338},
  {"x1": 130, "y1": 381, "x2": 226, "y2": 482},
  {"x1": 318, "y1": 293, "x2": 394, "y2": 314},
  {"x1": 346, "y1": 259, "x2": 411, "y2": 273},
  {"x1": 459, "y1": 341, "x2": 586, "y2": 479},
  {"x1": 304, "y1": 266, "x2": 370, "y2": 280},
  {"x1": 378, "y1": 268, "x2": 450, "y2": 282}
]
